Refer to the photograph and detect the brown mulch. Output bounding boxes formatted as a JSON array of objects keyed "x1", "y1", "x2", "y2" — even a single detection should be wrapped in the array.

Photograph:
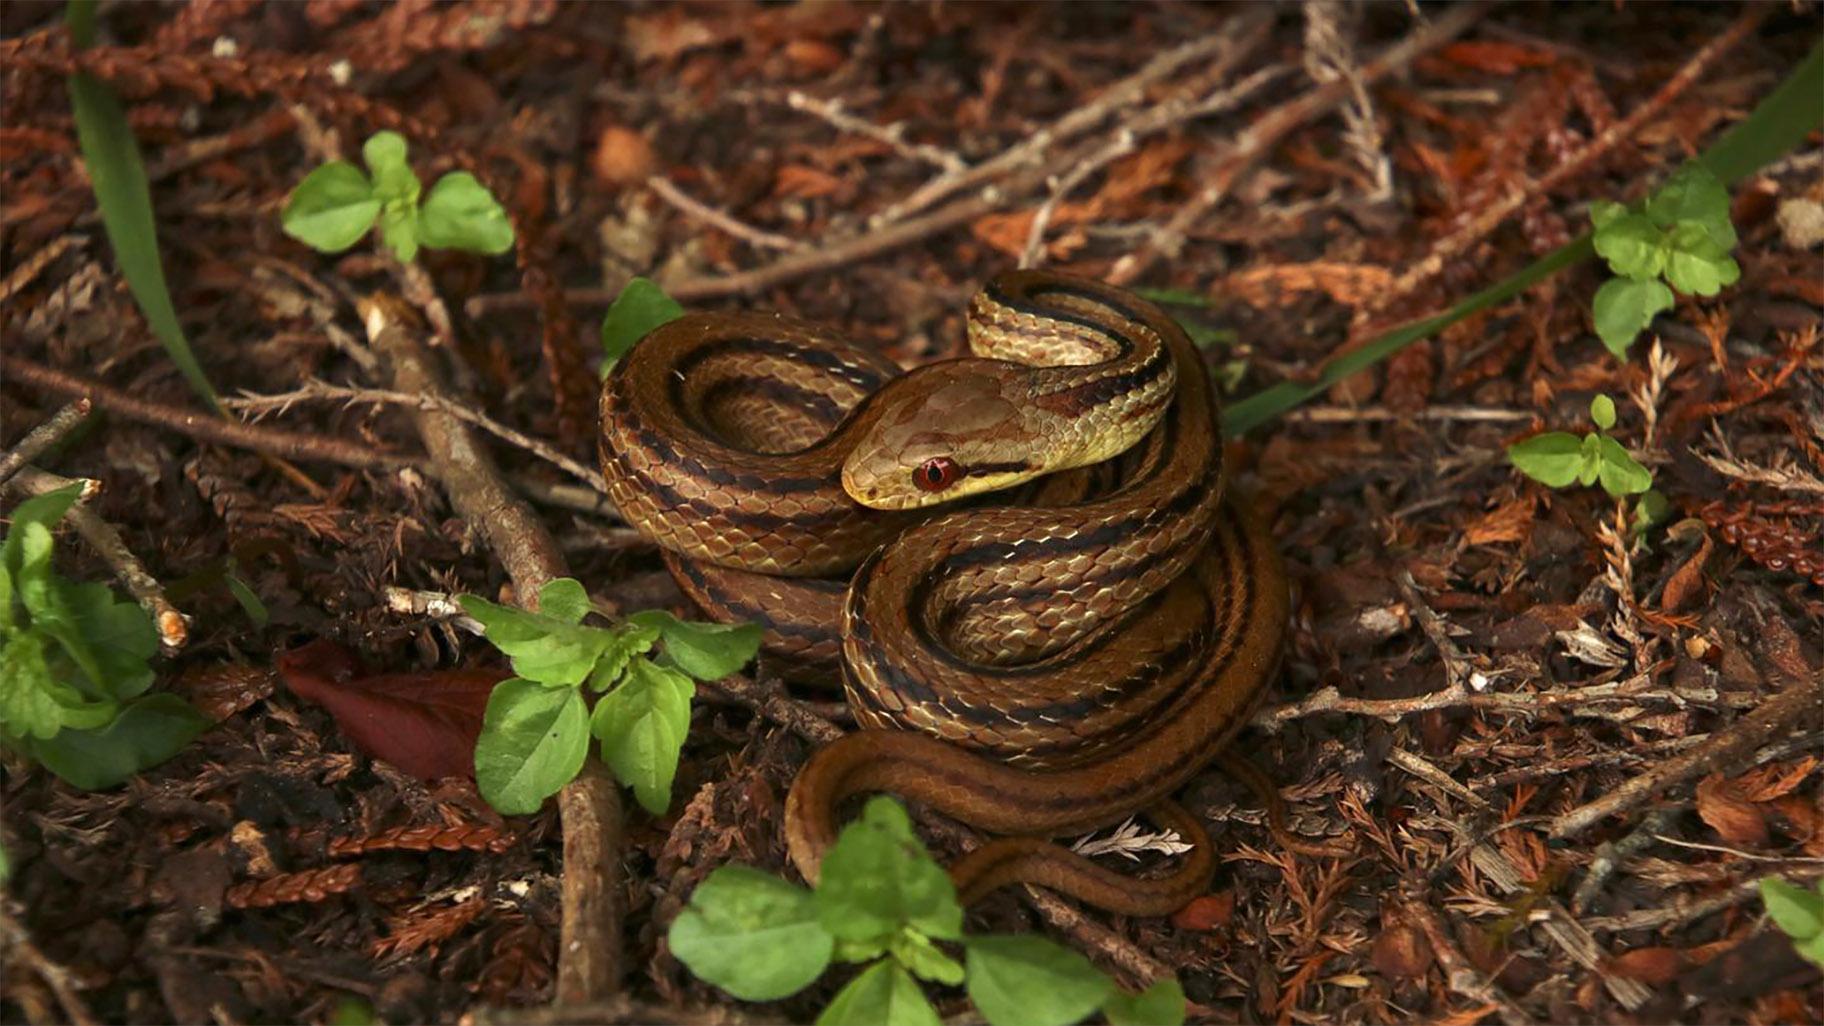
[{"x1": 3, "y1": 3, "x2": 1822, "y2": 1024}]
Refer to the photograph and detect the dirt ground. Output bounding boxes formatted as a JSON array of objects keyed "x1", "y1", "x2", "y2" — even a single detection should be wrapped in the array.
[{"x1": 2, "y1": 2, "x2": 1822, "y2": 1024}]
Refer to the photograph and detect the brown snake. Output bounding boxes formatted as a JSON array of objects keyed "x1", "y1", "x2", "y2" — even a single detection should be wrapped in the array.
[{"x1": 598, "y1": 271, "x2": 1288, "y2": 915}]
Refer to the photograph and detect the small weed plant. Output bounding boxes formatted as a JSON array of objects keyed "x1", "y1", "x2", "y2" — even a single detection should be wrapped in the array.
[
  {"x1": 283, "y1": 131, "x2": 514, "y2": 263},
  {"x1": 1761, "y1": 876, "x2": 1824, "y2": 969},
  {"x1": 1507, "y1": 394, "x2": 1654, "y2": 499},
  {"x1": 1589, "y1": 164, "x2": 1740, "y2": 359},
  {"x1": 458, "y1": 578, "x2": 759, "y2": 815},
  {"x1": 1, "y1": 485, "x2": 208, "y2": 788},
  {"x1": 668, "y1": 796, "x2": 1184, "y2": 1026}
]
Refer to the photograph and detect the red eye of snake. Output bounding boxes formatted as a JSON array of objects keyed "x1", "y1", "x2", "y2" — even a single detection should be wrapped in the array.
[{"x1": 914, "y1": 456, "x2": 963, "y2": 492}]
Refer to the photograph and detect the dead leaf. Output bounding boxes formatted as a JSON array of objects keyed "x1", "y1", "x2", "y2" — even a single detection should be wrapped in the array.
[
  {"x1": 1659, "y1": 534, "x2": 1714, "y2": 614},
  {"x1": 1606, "y1": 946, "x2": 1685, "y2": 985},
  {"x1": 1466, "y1": 495, "x2": 1537, "y2": 546},
  {"x1": 1695, "y1": 773, "x2": 1770, "y2": 849},
  {"x1": 1171, "y1": 891, "x2": 1236, "y2": 931},
  {"x1": 1436, "y1": 40, "x2": 1557, "y2": 75},
  {"x1": 1736, "y1": 757, "x2": 1820, "y2": 803},
  {"x1": 772, "y1": 164, "x2": 844, "y2": 200},
  {"x1": 1370, "y1": 915, "x2": 1435, "y2": 981},
  {"x1": 593, "y1": 125, "x2": 655, "y2": 189}
]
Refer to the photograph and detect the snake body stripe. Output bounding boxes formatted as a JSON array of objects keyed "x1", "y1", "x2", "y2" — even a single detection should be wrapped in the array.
[{"x1": 598, "y1": 271, "x2": 1289, "y2": 915}]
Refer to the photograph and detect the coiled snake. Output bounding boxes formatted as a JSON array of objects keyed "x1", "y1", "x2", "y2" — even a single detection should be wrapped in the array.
[{"x1": 598, "y1": 271, "x2": 1288, "y2": 914}]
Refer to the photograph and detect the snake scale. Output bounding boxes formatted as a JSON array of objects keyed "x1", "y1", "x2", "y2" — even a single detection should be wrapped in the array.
[{"x1": 598, "y1": 270, "x2": 1288, "y2": 914}]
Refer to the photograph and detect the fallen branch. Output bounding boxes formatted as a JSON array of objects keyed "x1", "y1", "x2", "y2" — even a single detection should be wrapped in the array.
[
  {"x1": 4, "y1": 465, "x2": 188, "y2": 652},
  {"x1": 1548, "y1": 667, "x2": 1824, "y2": 841},
  {"x1": 360, "y1": 296, "x2": 623, "y2": 1006},
  {"x1": 0, "y1": 353, "x2": 420, "y2": 473},
  {"x1": 0, "y1": 398, "x2": 91, "y2": 488}
]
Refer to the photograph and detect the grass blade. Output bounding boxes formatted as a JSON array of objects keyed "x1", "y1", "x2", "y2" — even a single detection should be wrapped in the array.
[
  {"x1": 65, "y1": 0, "x2": 220, "y2": 411},
  {"x1": 1224, "y1": 38, "x2": 1823, "y2": 436}
]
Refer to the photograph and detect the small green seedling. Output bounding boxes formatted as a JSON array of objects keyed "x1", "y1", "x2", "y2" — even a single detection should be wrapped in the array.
[
  {"x1": 1507, "y1": 394, "x2": 1654, "y2": 499},
  {"x1": 459, "y1": 579, "x2": 759, "y2": 816},
  {"x1": 282, "y1": 131, "x2": 514, "y2": 263},
  {"x1": 668, "y1": 795, "x2": 1185, "y2": 1026},
  {"x1": 1589, "y1": 164, "x2": 1740, "y2": 359},
  {"x1": 1, "y1": 484, "x2": 208, "y2": 788},
  {"x1": 600, "y1": 277, "x2": 686, "y2": 373},
  {"x1": 1760, "y1": 876, "x2": 1824, "y2": 969}
]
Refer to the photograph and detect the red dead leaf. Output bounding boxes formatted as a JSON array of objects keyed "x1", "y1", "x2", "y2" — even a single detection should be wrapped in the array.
[
  {"x1": 278, "y1": 639, "x2": 505, "y2": 781},
  {"x1": 1659, "y1": 534, "x2": 1714, "y2": 614},
  {"x1": 1695, "y1": 773, "x2": 1770, "y2": 850},
  {"x1": 1607, "y1": 946, "x2": 1685, "y2": 985},
  {"x1": 1436, "y1": 40, "x2": 1557, "y2": 75},
  {"x1": 1465, "y1": 495, "x2": 1537, "y2": 547},
  {"x1": 1171, "y1": 890, "x2": 1236, "y2": 931},
  {"x1": 1371, "y1": 916, "x2": 1435, "y2": 981}
]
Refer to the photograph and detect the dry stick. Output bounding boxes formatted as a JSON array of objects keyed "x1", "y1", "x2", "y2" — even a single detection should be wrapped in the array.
[
  {"x1": 0, "y1": 398, "x2": 91, "y2": 488},
  {"x1": 1107, "y1": 0, "x2": 1491, "y2": 286},
  {"x1": 1367, "y1": 3, "x2": 1770, "y2": 316},
  {"x1": 0, "y1": 354, "x2": 421, "y2": 473},
  {"x1": 360, "y1": 296, "x2": 622, "y2": 1005},
  {"x1": 1251, "y1": 672, "x2": 1720, "y2": 731},
  {"x1": 223, "y1": 381, "x2": 608, "y2": 495},
  {"x1": 1397, "y1": 894, "x2": 1534, "y2": 1026},
  {"x1": 462, "y1": 995, "x2": 758, "y2": 1026},
  {"x1": 0, "y1": 232, "x2": 84, "y2": 303},
  {"x1": 784, "y1": 90, "x2": 966, "y2": 174},
  {"x1": 464, "y1": 18, "x2": 1277, "y2": 316},
  {"x1": 648, "y1": 176, "x2": 804, "y2": 252},
  {"x1": 1582, "y1": 866, "x2": 1824, "y2": 935},
  {"x1": 0, "y1": 904, "x2": 98, "y2": 1026},
  {"x1": 1022, "y1": 887, "x2": 1175, "y2": 987},
  {"x1": 1548, "y1": 668, "x2": 1824, "y2": 841},
  {"x1": 4, "y1": 465, "x2": 188, "y2": 650},
  {"x1": 873, "y1": 10, "x2": 1276, "y2": 228}
]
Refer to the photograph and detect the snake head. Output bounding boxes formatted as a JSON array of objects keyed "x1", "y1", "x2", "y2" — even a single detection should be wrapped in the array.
[{"x1": 842, "y1": 362, "x2": 1040, "y2": 510}]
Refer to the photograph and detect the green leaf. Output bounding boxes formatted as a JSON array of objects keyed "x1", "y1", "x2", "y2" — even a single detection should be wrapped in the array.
[
  {"x1": 587, "y1": 622, "x2": 661, "y2": 693},
  {"x1": 281, "y1": 161, "x2": 380, "y2": 254},
  {"x1": 417, "y1": 172, "x2": 515, "y2": 255},
  {"x1": 362, "y1": 132, "x2": 419, "y2": 205},
  {"x1": 668, "y1": 865, "x2": 833, "y2": 1001},
  {"x1": 474, "y1": 678, "x2": 589, "y2": 815},
  {"x1": 833, "y1": 936, "x2": 891, "y2": 964},
  {"x1": 1132, "y1": 287, "x2": 1215, "y2": 308},
  {"x1": 890, "y1": 929, "x2": 965, "y2": 985},
  {"x1": 1592, "y1": 277, "x2": 1675, "y2": 359},
  {"x1": 1103, "y1": 979, "x2": 1187, "y2": 1026},
  {"x1": 535, "y1": 578, "x2": 594, "y2": 625},
  {"x1": 1587, "y1": 200, "x2": 1629, "y2": 231},
  {"x1": 1798, "y1": 931, "x2": 1824, "y2": 970},
  {"x1": 458, "y1": 593, "x2": 613, "y2": 686},
  {"x1": 590, "y1": 657, "x2": 694, "y2": 814},
  {"x1": 1760, "y1": 878, "x2": 1824, "y2": 941},
  {"x1": 964, "y1": 935, "x2": 1115, "y2": 1026},
  {"x1": 0, "y1": 632, "x2": 76, "y2": 740},
  {"x1": 1661, "y1": 222, "x2": 1741, "y2": 297},
  {"x1": 225, "y1": 573, "x2": 270, "y2": 628},
  {"x1": 51, "y1": 580, "x2": 157, "y2": 697},
  {"x1": 1589, "y1": 394, "x2": 1617, "y2": 431},
  {"x1": 1645, "y1": 165, "x2": 1737, "y2": 248},
  {"x1": 601, "y1": 278, "x2": 685, "y2": 369},
  {"x1": 377, "y1": 201, "x2": 419, "y2": 263},
  {"x1": 1632, "y1": 489, "x2": 1672, "y2": 537},
  {"x1": 627, "y1": 609, "x2": 762, "y2": 681},
  {"x1": 28, "y1": 693, "x2": 207, "y2": 790},
  {"x1": 1577, "y1": 433, "x2": 1603, "y2": 487},
  {"x1": 68, "y1": 61, "x2": 218, "y2": 410},
  {"x1": 816, "y1": 797, "x2": 962, "y2": 945},
  {"x1": 1591, "y1": 211, "x2": 1666, "y2": 280},
  {"x1": 1593, "y1": 435, "x2": 1654, "y2": 497},
  {"x1": 1506, "y1": 432, "x2": 1587, "y2": 489},
  {"x1": 817, "y1": 961, "x2": 942, "y2": 1026}
]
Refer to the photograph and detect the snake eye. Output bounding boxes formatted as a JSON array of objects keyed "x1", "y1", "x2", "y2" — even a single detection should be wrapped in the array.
[{"x1": 913, "y1": 456, "x2": 963, "y2": 493}]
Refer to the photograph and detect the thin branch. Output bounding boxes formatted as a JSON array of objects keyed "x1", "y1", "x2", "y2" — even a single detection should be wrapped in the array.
[
  {"x1": 0, "y1": 353, "x2": 421, "y2": 473},
  {"x1": 0, "y1": 398, "x2": 92, "y2": 488},
  {"x1": 783, "y1": 90, "x2": 965, "y2": 173},
  {"x1": 647, "y1": 176, "x2": 804, "y2": 252},
  {"x1": 4, "y1": 466, "x2": 188, "y2": 652}
]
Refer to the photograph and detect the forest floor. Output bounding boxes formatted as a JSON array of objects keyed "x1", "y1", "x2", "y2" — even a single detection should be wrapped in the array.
[{"x1": 2, "y1": 3, "x2": 1822, "y2": 1024}]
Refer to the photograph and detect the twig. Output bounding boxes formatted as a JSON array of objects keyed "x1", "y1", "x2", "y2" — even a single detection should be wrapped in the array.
[
  {"x1": 1547, "y1": 668, "x2": 1824, "y2": 840},
  {"x1": 873, "y1": 12, "x2": 1275, "y2": 228},
  {"x1": 698, "y1": 674, "x2": 843, "y2": 745},
  {"x1": 1581, "y1": 867, "x2": 1824, "y2": 934},
  {"x1": 647, "y1": 176, "x2": 803, "y2": 252},
  {"x1": 1368, "y1": 3, "x2": 1769, "y2": 315},
  {"x1": 359, "y1": 296, "x2": 623, "y2": 1006},
  {"x1": 223, "y1": 380, "x2": 607, "y2": 495},
  {"x1": 0, "y1": 902, "x2": 98, "y2": 1026},
  {"x1": 1021, "y1": 887, "x2": 1176, "y2": 989},
  {"x1": 1018, "y1": 129, "x2": 1137, "y2": 269},
  {"x1": 1397, "y1": 894, "x2": 1533, "y2": 1026},
  {"x1": 0, "y1": 398, "x2": 91, "y2": 488},
  {"x1": 0, "y1": 353, "x2": 421, "y2": 473},
  {"x1": 784, "y1": 90, "x2": 966, "y2": 173},
  {"x1": 1108, "y1": 1, "x2": 1490, "y2": 286},
  {"x1": 1252, "y1": 671, "x2": 1724, "y2": 731},
  {"x1": 463, "y1": 994, "x2": 758, "y2": 1026},
  {"x1": 0, "y1": 233, "x2": 84, "y2": 303},
  {"x1": 1393, "y1": 571, "x2": 1474, "y2": 691},
  {"x1": 5, "y1": 466, "x2": 189, "y2": 652}
]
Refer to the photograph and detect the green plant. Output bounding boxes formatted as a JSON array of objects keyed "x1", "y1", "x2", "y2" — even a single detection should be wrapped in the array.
[
  {"x1": 457, "y1": 578, "x2": 759, "y2": 815},
  {"x1": 1, "y1": 484, "x2": 208, "y2": 788},
  {"x1": 668, "y1": 796, "x2": 1184, "y2": 1026},
  {"x1": 600, "y1": 277, "x2": 686, "y2": 372},
  {"x1": 1507, "y1": 394, "x2": 1654, "y2": 498},
  {"x1": 282, "y1": 131, "x2": 514, "y2": 263},
  {"x1": 1760, "y1": 876, "x2": 1824, "y2": 969},
  {"x1": 65, "y1": 0, "x2": 219, "y2": 410},
  {"x1": 1590, "y1": 164, "x2": 1740, "y2": 359}
]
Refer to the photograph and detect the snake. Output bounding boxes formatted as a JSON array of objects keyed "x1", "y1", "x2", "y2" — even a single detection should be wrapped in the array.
[{"x1": 598, "y1": 270, "x2": 1289, "y2": 915}]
